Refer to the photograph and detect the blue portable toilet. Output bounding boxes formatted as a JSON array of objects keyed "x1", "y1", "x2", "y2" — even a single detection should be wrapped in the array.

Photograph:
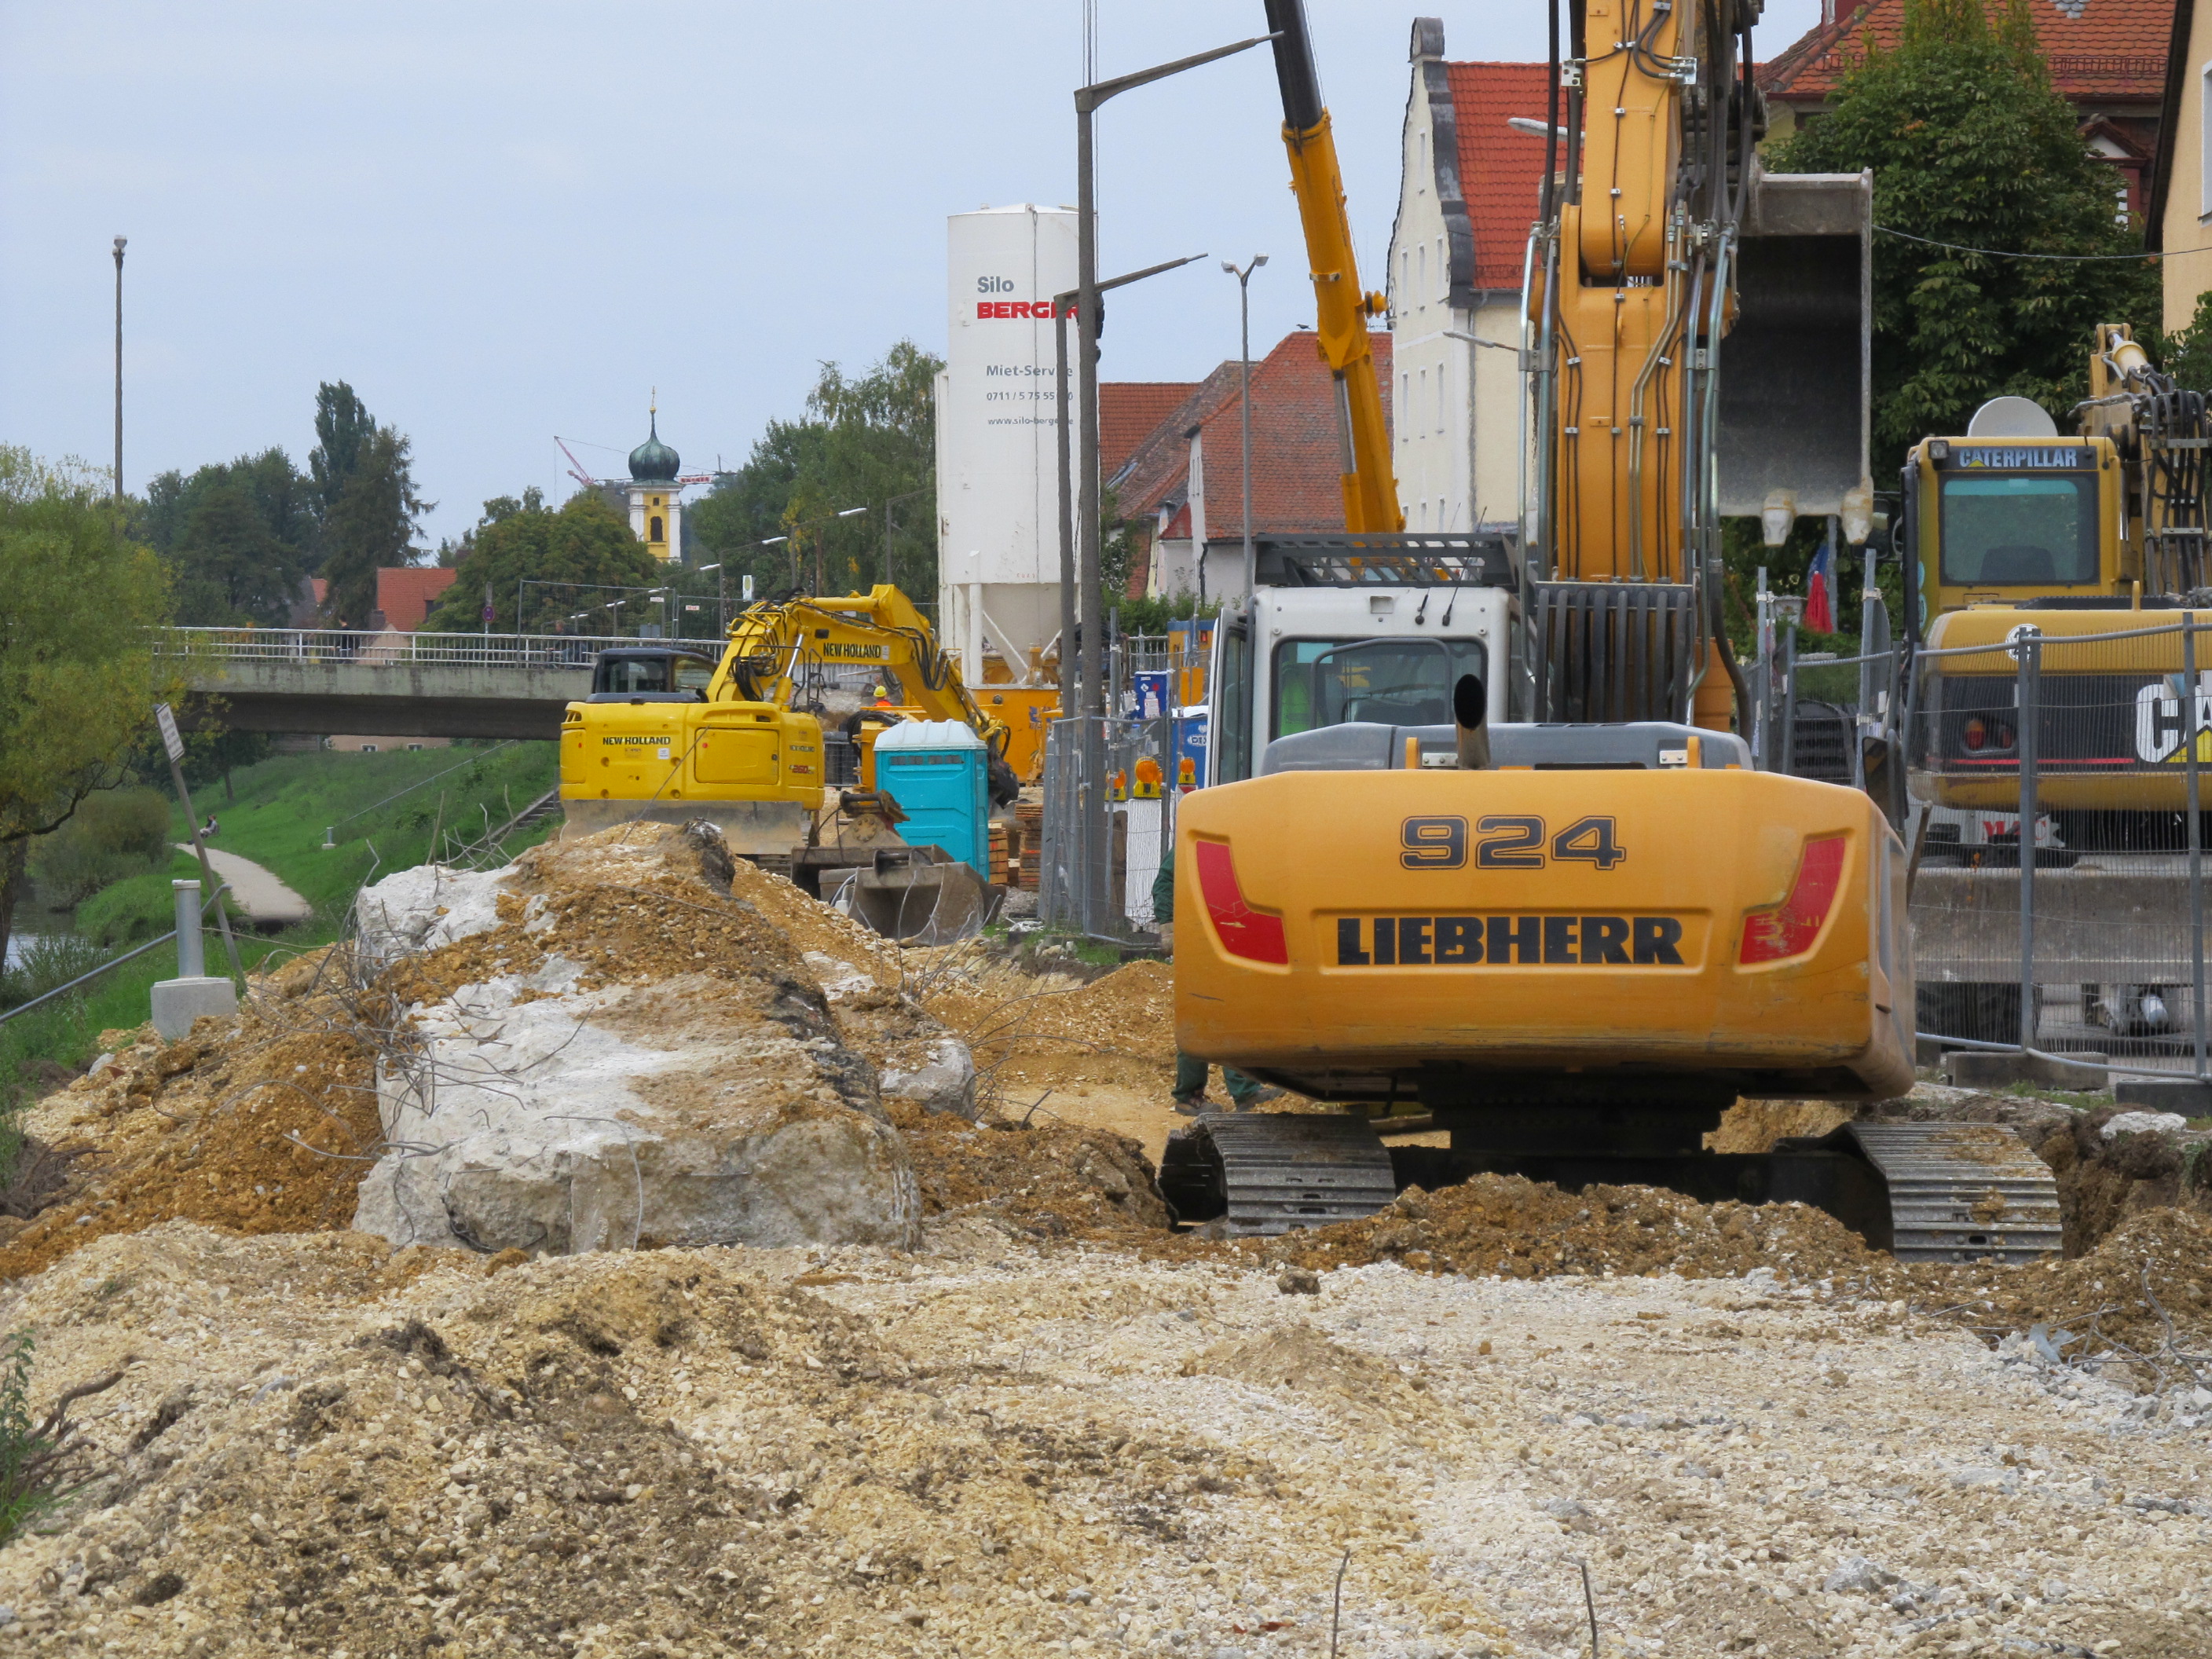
[{"x1": 872, "y1": 720, "x2": 991, "y2": 878}]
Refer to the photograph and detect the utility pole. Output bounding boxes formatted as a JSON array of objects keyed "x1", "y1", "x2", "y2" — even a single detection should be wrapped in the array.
[
  {"x1": 112, "y1": 237, "x2": 126, "y2": 501},
  {"x1": 1052, "y1": 257, "x2": 1207, "y2": 719},
  {"x1": 1223, "y1": 255, "x2": 1269, "y2": 597},
  {"x1": 1074, "y1": 29, "x2": 1275, "y2": 716}
]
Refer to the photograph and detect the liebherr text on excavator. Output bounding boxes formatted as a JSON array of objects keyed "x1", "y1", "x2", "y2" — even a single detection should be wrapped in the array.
[{"x1": 1163, "y1": 0, "x2": 2060, "y2": 1261}]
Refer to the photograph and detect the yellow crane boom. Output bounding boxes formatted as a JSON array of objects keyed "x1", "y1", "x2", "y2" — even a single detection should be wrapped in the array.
[{"x1": 1262, "y1": 0, "x2": 1401, "y2": 533}]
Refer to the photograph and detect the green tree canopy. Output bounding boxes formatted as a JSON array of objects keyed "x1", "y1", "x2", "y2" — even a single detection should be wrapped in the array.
[
  {"x1": 310, "y1": 382, "x2": 428, "y2": 626},
  {"x1": 690, "y1": 340, "x2": 941, "y2": 600},
  {"x1": 423, "y1": 489, "x2": 661, "y2": 634},
  {"x1": 0, "y1": 450, "x2": 178, "y2": 964},
  {"x1": 143, "y1": 449, "x2": 317, "y2": 627},
  {"x1": 1770, "y1": 0, "x2": 2159, "y2": 467}
]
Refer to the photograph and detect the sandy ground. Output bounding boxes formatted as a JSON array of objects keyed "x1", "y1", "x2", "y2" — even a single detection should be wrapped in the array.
[{"x1": 0, "y1": 1222, "x2": 2203, "y2": 1659}]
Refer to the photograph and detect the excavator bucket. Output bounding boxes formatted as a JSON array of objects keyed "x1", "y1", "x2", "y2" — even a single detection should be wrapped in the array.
[{"x1": 1716, "y1": 167, "x2": 1872, "y2": 518}]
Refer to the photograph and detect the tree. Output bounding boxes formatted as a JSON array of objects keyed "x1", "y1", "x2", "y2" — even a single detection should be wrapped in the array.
[
  {"x1": 309, "y1": 383, "x2": 428, "y2": 627},
  {"x1": 168, "y1": 484, "x2": 306, "y2": 627},
  {"x1": 1770, "y1": 0, "x2": 2159, "y2": 468},
  {"x1": 144, "y1": 449, "x2": 317, "y2": 626},
  {"x1": 691, "y1": 341, "x2": 943, "y2": 600},
  {"x1": 0, "y1": 450, "x2": 178, "y2": 970},
  {"x1": 423, "y1": 490, "x2": 661, "y2": 634}
]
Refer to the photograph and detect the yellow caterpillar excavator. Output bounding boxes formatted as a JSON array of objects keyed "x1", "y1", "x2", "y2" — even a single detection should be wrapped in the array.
[
  {"x1": 1904, "y1": 325, "x2": 2212, "y2": 1042},
  {"x1": 1162, "y1": 0, "x2": 2060, "y2": 1262},
  {"x1": 560, "y1": 584, "x2": 1020, "y2": 859}
]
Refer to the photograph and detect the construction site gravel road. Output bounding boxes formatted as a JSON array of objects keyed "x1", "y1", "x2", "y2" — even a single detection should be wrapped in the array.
[{"x1": 0, "y1": 824, "x2": 2206, "y2": 1659}]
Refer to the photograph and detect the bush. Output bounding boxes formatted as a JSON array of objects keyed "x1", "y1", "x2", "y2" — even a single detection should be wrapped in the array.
[
  {"x1": 75, "y1": 867, "x2": 191, "y2": 949},
  {"x1": 26, "y1": 789, "x2": 173, "y2": 906},
  {"x1": 0, "y1": 936, "x2": 108, "y2": 1011},
  {"x1": 0, "y1": 1331, "x2": 120, "y2": 1546}
]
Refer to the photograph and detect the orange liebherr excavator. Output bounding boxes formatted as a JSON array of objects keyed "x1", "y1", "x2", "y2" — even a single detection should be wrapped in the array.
[{"x1": 1159, "y1": 0, "x2": 2060, "y2": 1263}]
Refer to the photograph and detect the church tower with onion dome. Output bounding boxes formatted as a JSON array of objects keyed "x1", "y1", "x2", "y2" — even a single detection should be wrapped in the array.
[{"x1": 626, "y1": 403, "x2": 683, "y2": 562}]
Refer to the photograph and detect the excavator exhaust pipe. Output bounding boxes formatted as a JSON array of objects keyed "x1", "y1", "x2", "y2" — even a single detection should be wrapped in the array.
[{"x1": 1452, "y1": 673, "x2": 1492, "y2": 771}]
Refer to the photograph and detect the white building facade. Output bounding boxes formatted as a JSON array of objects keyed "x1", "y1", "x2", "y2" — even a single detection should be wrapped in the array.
[{"x1": 1386, "y1": 21, "x2": 1552, "y2": 539}]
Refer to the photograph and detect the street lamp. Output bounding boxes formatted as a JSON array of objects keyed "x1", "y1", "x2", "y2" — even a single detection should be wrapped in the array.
[
  {"x1": 112, "y1": 236, "x2": 126, "y2": 501},
  {"x1": 1053, "y1": 253, "x2": 1209, "y2": 719},
  {"x1": 881, "y1": 489, "x2": 928, "y2": 592},
  {"x1": 1222, "y1": 255, "x2": 1268, "y2": 599},
  {"x1": 786, "y1": 509, "x2": 865, "y2": 593},
  {"x1": 1074, "y1": 29, "x2": 1276, "y2": 718}
]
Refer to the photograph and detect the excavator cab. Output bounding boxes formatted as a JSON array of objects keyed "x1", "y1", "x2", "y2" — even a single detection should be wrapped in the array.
[{"x1": 585, "y1": 649, "x2": 719, "y2": 703}]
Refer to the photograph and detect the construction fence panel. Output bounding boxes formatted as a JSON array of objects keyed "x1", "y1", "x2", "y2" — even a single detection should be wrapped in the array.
[
  {"x1": 1895, "y1": 619, "x2": 2212, "y2": 1075},
  {"x1": 1038, "y1": 716, "x2": 1184, "y2": 943}
]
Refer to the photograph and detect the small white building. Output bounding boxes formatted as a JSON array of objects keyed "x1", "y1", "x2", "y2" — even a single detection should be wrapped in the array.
[{"x1": 1386, "y1": 21, "x2": 1553, "y2": 537}]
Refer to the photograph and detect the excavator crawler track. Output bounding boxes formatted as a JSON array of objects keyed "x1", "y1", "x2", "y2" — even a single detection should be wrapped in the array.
[
  {"x1": 1842, "y1": 1122, "x2": 2064, "y2": 1263},
  {"x1": 1161, "y1": 1111, "x2": 1397, "y2": 1236}
]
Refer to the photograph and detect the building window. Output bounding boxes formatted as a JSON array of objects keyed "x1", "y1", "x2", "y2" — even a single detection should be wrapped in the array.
[
  {"x1": 1418, "y1": 367, "x2": 1428, "y2": 432},
  {"x1": 1438, "y1": 496, "x2": 1448, "y2": 529},
  {"x1": 1416, "y1": 244, "x2": 1427, "y2": 303},
  {"x1": 650, "y1": 515, "x2": 665, "y2": 541},
  {"x1": 1400, "y1": 372, "x2": 1409, "y2": 438},
  {"x1": 1437, "y1": 236, "x2": 1447, "y2": 300},
  {"x1": 1437, "y1": 365, "x2": 1446, "y2": 435}
]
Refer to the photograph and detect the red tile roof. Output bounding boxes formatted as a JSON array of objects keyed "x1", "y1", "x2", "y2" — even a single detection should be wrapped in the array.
[
  {"x1": 1441, "y1": 62, "x2": 1560, "y2": 291},
  {"x1": 1759, "y1": 0, "x2": 2171, "y2": 104},
  {"x1": 1101, "y1": 382, "x2": 1197, "y2": 479},
  {"x1": 375, "y1": 566, "x2": 460, "y2": 632},
  {"x1": 1111, "y1": 331, "x2": 1396, "y2": 537}
]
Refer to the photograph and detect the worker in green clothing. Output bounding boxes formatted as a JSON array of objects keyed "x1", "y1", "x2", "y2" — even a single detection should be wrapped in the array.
[{"x1": 1152, "y1": 845, "x2": 1282, "y2": 1115}]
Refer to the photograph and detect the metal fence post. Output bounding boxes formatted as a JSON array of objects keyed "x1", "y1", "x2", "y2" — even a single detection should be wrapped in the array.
[
  {"x1": 2188, "y1": 620, "x2": 2207, "y2": 1082},
  {"x1": 172, "y1": 880, "x2": 204, "y2": 979},
  {"x1": 2016, "y1": 630, "x2": 2040, "y2": 1055}
]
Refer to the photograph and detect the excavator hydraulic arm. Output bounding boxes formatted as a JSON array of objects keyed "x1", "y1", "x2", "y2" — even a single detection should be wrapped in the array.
[
  {"x1": 1263, "y1": 0, "x2": 1401, "y2": 534},
  {"x1": 723, "y1": 586, "x2": 1013, "y2": 760}
]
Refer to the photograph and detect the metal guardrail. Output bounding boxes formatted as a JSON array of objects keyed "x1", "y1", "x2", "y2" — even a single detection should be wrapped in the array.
[{"x1": 157, "y1": 627, "x2": 632, "y2": 670}]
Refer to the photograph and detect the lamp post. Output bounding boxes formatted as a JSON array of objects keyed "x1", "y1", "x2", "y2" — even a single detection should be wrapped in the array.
[
  {"x1": 786, "y1": 508, "x2": 866, "y2": 594},
  {"x1": 112, "y1": 236, "x2": 126, "y2": 501},
  {"x1": 881, "y1": 489, "x2": 928, "y2": 593},
  {"x1": 1053, "y1": 254, "x2": 1209, "y2": 719},
  {"x1": 1222, "y1": 255, "x2": 1268, "y2": 598},
  {"x1": 1074, "y1": 30, "x2": 1276, "y2": 718}
]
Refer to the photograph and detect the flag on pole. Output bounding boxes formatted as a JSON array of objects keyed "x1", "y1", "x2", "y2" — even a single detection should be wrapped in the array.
[{"x1": 1805, "y1": 537, "x2": 1836, "y2": 634}]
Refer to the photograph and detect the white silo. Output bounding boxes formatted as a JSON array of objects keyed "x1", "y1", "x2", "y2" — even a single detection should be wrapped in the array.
[{"x1": 936, "y1": 204, "x2": 1079, "y2": 693}]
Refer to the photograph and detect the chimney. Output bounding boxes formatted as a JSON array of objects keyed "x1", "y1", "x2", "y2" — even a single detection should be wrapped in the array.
[{"x1": 1411, "y1": 17, "x2": 1445, "y2": 63}]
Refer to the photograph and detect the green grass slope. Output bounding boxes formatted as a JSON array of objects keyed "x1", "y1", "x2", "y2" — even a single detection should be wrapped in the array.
[{"x1": 170, "y1": 742, "x2": 559, "y2": 917}]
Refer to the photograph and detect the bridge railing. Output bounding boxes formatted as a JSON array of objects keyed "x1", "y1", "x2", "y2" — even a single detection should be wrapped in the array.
[{"x1": 158, "y1": 627, "x2": 639, "y2": 670}]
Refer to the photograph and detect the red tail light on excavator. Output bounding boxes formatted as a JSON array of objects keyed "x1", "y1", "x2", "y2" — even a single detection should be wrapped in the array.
[
  {"x1": 1192, "y1": 840, "x2": 1289, "y2": 965},
  {"x1": 1738, "y1": 835, "x2": 1848, "y2": 965}
]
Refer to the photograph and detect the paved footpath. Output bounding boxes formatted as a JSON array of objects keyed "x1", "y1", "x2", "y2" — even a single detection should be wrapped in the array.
[{"x1": 174, "y1": 844, "x2": 312, "y2": 928}]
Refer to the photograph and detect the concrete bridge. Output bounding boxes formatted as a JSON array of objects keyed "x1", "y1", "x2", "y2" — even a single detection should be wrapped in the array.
[{"x1": 160, "y1": 627, "x2": 635, "y2": 740}]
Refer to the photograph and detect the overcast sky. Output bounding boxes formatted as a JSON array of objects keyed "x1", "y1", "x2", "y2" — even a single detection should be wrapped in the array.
[{"x1": 0, "y1": 0, "x2": 1819, "y2": 548}]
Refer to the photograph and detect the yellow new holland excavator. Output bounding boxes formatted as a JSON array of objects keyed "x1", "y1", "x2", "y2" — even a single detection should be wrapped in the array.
[
  {"x1": 560, "y1": 584, "x2": 1019, "y2": 861},
  {"x1": 1162, "y1": 0, "x2": 2060, "y2": 1262}
]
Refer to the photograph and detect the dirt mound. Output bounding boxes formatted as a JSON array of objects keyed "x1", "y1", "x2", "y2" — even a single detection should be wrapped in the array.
[
  {"x1": 2037, "y1": 1101, "x2": 2212, "y2": 1251},
  {"x1": 1186, "y1": 1322, "x2": 1434, "y2": 1419},
  {"x1": 0, "y1": 961, "x2": 378, "y2": 1279},
  {"x1": 1896, "y1": 1203, "x2": 2212, "y2": 1363},
  {"x1": 888, "y1": 1100, "x2": 1169, "y2": 1238},
  {"x1": 1247, "y1": 1174, "x2": 1887, "y2": 1287}
]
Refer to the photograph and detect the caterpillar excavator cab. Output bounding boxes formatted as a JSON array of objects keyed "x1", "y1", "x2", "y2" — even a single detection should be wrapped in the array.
[{"x1": 1164, "y1": 0, "x2": 2060, "y2": 1261}]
